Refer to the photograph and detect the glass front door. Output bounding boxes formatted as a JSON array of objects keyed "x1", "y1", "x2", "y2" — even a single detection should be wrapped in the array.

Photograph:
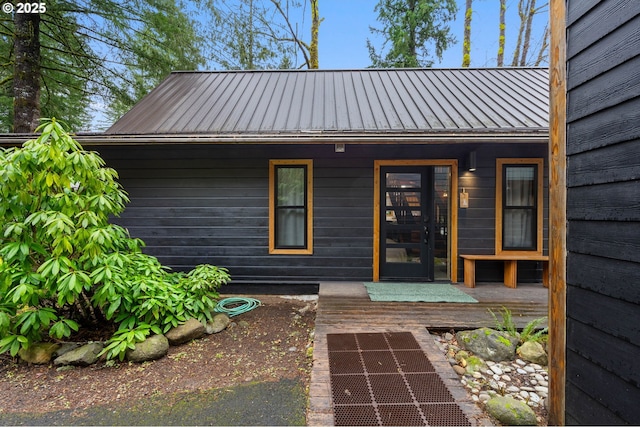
[{"x1": 379, "y1": 166, "x2": 451, "y2": 281}]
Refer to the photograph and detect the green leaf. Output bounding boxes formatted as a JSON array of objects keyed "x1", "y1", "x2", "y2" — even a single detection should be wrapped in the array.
[{"x1": 106, "y1": 297, "x2": 121, "y2": 320}]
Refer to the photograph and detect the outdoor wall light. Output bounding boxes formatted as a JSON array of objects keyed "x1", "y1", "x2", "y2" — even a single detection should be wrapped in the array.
[
  {"x1": 467, "y1": 150, "x2": 477, "y2": 171},
  {"x1": 335, "y1": 143, "x2": 346, "y2": 153}
]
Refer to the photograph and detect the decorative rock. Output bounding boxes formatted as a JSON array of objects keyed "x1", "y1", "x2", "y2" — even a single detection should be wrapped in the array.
[
  {"x1": 485, "y1": 395, "x2": 538, "y2": 426},
  {"x1": 455, "y1": 350, "x2": 470, "y2": 362},
  {"x1": 535, "y1": 386, "x2": 549, "y2": 395},
  {"x1": 55, "y1": 342, "x2": 80, "y2": 357},
  {"x1": 18, "y1": 342, "x2": 61, "y2": 364},
  {"x1": 205, "y1": 313, "x2": 231, "y2": 334},
  {"x1": 126, "y1": 334, "x2": 169, "y2": 362},
  {"x1": 518, "y1": 341, "x2": 548, "y2": 365},
  {"x1": 453, "y1": 365, "x2": 467, "y2": 375},
  {"x1": 479, "y1": 393, "x2": 492, "y2": 403},
  {"x1": 456, "y1": 328, "x2": 518, "y2": 362},
  {"x1": 490, "y1": 364, "x2": 504, "y2": 375},
  {"x1": 465, "y1": 356, "x2": 487, "y2": 375},
  {"x1": 54, "y1": 342, "x2": 103, "y2": 366},
  {"x1": 166, "y1": 318, "x2": 206, "y2": 345}
]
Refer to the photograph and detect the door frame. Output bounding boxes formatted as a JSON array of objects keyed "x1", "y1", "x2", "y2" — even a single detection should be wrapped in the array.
[{"x1": 373, "y1": 159, "x2": 459, "y2": 282}]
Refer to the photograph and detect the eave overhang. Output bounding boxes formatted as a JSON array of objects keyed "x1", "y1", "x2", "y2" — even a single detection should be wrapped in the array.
[{"x1": 0, "y1": 129, "x2": 549, "y2": 147}]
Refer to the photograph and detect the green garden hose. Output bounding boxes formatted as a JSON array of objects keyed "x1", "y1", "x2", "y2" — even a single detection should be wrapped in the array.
[{"x1": 214, "y1": 297, "x2": 261, "y2": 317}]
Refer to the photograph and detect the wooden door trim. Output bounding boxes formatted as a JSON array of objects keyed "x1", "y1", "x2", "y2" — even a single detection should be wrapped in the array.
[{"x1": 373, "y1": 160, "x2": 458, "y2": 282}]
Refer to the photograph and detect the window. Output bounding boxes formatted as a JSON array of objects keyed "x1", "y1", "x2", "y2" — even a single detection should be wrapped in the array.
[
  {"x1": 269, "y1": 160, "x2": 313, "y2": 254},
  {"x1": 496, "y1": 159, "x2": 543, "y2": 254}
]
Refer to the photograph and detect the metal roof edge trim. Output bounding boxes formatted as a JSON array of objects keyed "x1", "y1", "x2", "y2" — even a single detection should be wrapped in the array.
[
  {"x1": 169, "y1": 67, "x2": 549, "y2": 74},
  {"x1": 71, "y1": 131, "x2": 549, "y2": 145}
]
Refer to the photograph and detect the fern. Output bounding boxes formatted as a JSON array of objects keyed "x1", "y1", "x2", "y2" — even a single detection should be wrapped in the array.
[
  {"x1": 520, "y1": 316, "x2": 549, "y2": 344},
  {"x1": 488, "y1": 306, "x2": 518, "y2": 337}
]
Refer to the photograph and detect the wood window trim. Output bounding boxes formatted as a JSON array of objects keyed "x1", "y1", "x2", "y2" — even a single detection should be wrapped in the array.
[
  {"x1": 269, "y1": 159, "x2": 313, "y2": 255},
  {"x1": 373, "y1": 159, "x2": 458, "y2": 283},
  {"x1": 495, "y1": 158, "x2": 544, "y2": 256}
]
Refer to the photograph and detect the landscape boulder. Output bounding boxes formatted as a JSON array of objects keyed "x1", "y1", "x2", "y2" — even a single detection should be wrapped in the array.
[
  {"x1": 205, "y1": 313, "x2": 231, "y2": 334},
  {"x1": 165, "y1": 318, "x2": 206, "y2": 345},
  {"x1": 518, "y1": 341, "x2": 548, "y2": 365},
  {"x1": 126, "y1": 334, "x2": 170, "y2": 362},
  {"x1": 18, "y1": 342, "x2": 60, "y2": 364},
  {"x1": 485, "y1": 395, "x2": 538, "y2": 425},
  {"x1": 53, "y1": 342, "x2": 104, "y2": 366},
  {"x1": 456, "y1": 328, "x2": 518, "y2": 362}
]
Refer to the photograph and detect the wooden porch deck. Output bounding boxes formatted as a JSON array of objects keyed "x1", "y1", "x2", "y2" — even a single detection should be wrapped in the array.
[
  {"x1": 307, "y1": 281, "x2": 549, "y2": 426},
  {"x1": 316, "y1": 281, "x2": 549, "y2": 330}
]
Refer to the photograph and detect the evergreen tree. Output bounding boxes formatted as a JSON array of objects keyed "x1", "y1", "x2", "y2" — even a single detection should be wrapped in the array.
[
  {"x1": 367, "y1": 0, "x2": 457, "y2": 68},
  {"x1": 2, "y1": 0, "x2": 204, "y2": 133}
]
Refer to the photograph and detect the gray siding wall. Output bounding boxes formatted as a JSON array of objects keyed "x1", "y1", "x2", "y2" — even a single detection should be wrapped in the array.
[
  {"x1": 97, "y1": 142, "x2": 547, "y2": 283},
  {"x1": 566, "y1": 1, "x2": 640, "y2": 424}
]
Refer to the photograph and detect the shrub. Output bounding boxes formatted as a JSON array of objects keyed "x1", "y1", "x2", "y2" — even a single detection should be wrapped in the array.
[{"x1": 0, "y1": 119, "x2": 230, "y2": 360}]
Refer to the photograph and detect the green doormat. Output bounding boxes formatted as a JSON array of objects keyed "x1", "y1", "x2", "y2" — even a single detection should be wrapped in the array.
[{"x1": 363, "y1": 282, "x2": 478, "y2": 303}]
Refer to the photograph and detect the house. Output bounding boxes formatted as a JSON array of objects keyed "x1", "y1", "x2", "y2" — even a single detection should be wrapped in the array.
[
  {"x1": 69, "y1": 68, "x2": 550, "y2": 286},
  {"x1": 1, "y1": 68, "x2": 550, "y2": 286},
  {"x1": 550, "y1": 0, "x2": 640, "y2": 424}
]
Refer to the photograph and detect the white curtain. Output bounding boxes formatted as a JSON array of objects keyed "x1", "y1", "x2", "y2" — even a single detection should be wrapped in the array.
[{"x1": 277, "y1": 209, "x2": 305, "y2": 246}]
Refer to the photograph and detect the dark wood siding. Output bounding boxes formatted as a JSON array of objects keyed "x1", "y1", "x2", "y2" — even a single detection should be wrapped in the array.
[
  {"x1": 457, "y1": 144, "x2": 548, "y2": 282},
  {"x1": 566, "y1": 0, "x2": 640, "y2": 424},
  {"x1": 96, "y1": 142, "x2": 547, "y2": 283}
]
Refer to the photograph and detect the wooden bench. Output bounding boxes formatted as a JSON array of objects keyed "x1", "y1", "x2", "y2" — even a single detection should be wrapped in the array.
[{"x1": 460, "y1": 254, "x2": 549, "y2": 288}]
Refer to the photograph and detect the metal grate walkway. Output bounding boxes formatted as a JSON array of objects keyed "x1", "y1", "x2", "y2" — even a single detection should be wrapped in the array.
[{"x1": 327, "y1": 332, "x2": 471, "y2": 426}]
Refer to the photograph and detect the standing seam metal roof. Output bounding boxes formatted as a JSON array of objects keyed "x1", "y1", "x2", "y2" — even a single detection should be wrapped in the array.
[{"x1": 105, "y1": 68, "x2": 549, "y2": 137}]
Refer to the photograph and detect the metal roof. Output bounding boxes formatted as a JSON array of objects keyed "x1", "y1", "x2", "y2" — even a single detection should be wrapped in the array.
[{"x1": 104, "y1": 68, "x2": 548, "y2": 143}]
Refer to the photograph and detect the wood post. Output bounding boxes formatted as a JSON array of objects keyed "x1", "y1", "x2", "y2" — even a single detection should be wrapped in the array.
[{"x1": 548, "y1": 0, "x2": 567, "y2": 424}]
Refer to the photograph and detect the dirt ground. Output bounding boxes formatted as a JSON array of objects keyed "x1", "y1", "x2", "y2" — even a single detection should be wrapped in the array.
[{"x1": 0, "y1": 295, "x2": 316, "y2": 415}]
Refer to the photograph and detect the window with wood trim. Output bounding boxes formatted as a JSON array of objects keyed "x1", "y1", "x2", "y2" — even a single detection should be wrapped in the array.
[
  {"x1": 269, "y1": 160, "x2": 313, "y2": 254},
  {"x1": 496, "y1": 158, "x2": 543, "y2": 255}
]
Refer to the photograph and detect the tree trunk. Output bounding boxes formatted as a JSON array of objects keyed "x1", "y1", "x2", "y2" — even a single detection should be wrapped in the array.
[
  {"x1": 13, "y1": 12, "x2": 41, "y2": 133},
  {"x1": 309, "y1": 0, "x2": 319, "y2": 69},
  {"x1": 511, "y1": 0, "x2": 527, "y2": 66},
  {"x1": 519, "y1": 0, "x2": 536, "y2": 65},
  {"x1": 462, "y1": 0, "x2": 472, "y2": 67},
  {"x1": 497, "y1": 0, "x2": 506, "y2": 66}
]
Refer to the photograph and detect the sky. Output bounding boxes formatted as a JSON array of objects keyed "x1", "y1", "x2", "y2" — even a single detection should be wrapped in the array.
[
  {"x1": 91, "y1": 0, "x2": 549, "y2": 130},
  {"x1": 316, "y1": 0, "x2": 549, "y2": 69}
]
